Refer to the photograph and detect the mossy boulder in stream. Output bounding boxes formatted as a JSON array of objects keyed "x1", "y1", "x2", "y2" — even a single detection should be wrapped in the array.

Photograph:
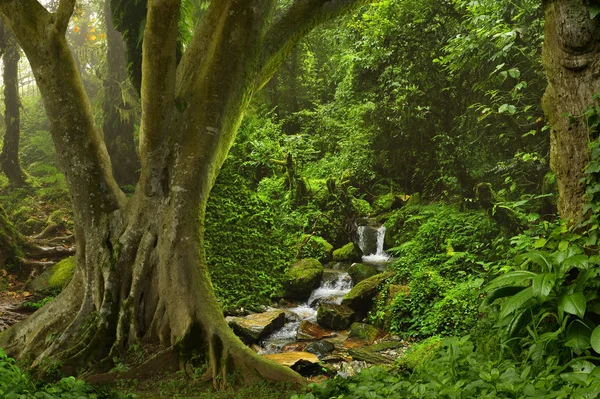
[
  {"x1": 283, "y1": 258, "x2": 324, "y2": 300},
  {"x1": 28, "y1": 256, "x2": 76, "y2": 292},
  {"x1": 348, "y1": 263, "x2": 379, "y2": 283},
  {"x1": 317, "y1": 302, "x2": 355, "y2": 330},
  {"x1": 342, "y1": 272, "x2": 395, "y2": 317},
  {"x1": 332, "y1": 242, "x2": 361, "y2": 262},
  {"x1": 297, "y1": 235, "x2": 333, "y2": 263}
]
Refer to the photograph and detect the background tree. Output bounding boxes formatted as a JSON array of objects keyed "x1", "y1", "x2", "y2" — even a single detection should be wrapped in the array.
[
  {"x1": 542, "y1": 0, "x2": 600, "y2": 221},
  {"x1": 0, "y1": 21, "x2": 25, "y2": 185},
  {"x1": 0, "y1": 0, "x2": 370, "y2": 385}
]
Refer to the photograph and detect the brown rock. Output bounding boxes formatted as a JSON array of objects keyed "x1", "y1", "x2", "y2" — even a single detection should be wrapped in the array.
[
  {"x1": 226, "y1": 310, "x2": 285, "y2": 344},
  {"x1": 282, "y1": 342, "x2": 308, "y2": 352},
  {"x1": 262, "y1": 351, "x2": 319, "y2": 367},
  {"x1": 297, "y1": 320, "x2": 335, "y2": 341}
]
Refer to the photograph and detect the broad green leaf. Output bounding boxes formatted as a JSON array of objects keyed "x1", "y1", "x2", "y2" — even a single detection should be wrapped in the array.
[
  {"x1": 590, "y1": 5, "x2": 600, "y2": 19},
  {"x1": 500, "y1": 287, "x2": 533, "y2": 319},
  {"x1": 483, "y1": 286, "x2": 526, "y2": 306},
  {"x1": 507, "y1": 308, "x2": 531, "y2": 338},
  {"x1": 565, "y1": 321, "x2": 592, "y2": 350},
  {"x1": 591, "y1": 326, "x2": 600, "y2": 353},
  {"x1": 559, "y1": 292, "x2": 587, "y2": 319},
  {"x1": 508, "y1": 68, "x2": 520, "y2": 79},
  {"x1": 532, "y1": 273, "x2": 556, "y2": 298},
  {"x1": 558, "y1": 240, "x2": 569, "y2": 252},
  {"x1": 533, "y1": 238, "x2": 547, "y2": 248},
  {"x1": 516, "y1": 251, "x2": 552, "y2": 273},
  {"x1": 561, "y1": 254, "x2": 589, "y2": 271},
  {"x1": 486, "y1": 270, "x2": 536, "y2": 290}
]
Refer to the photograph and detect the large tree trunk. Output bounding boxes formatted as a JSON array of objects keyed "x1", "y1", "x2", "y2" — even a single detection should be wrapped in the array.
[
  {"x1": 0, "y1": 0, "x2": 370, "y2": 385},
  {"x1": 542, "y1": 0, "x2": 600, "y2": 221},
  {"x1": 0, "y1": 23, "x2": 25, "y2": 185},
  {"x1": 102, "y1": 0, "x2": 140, "y2": 186}
]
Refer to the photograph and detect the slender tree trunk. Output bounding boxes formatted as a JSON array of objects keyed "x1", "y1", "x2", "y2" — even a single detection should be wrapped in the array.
[
  {"x1": 0, "y1": 23, "x2": 25, "y2": 185},
  {"x1": 542, "y1": 0, "x2": 600, "y2": 221},
  {"x1": 102, "y1": 0, "x2": 140, "y2": 186}
]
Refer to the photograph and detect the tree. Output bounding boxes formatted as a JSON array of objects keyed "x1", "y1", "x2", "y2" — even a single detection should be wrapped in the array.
[
  {"x1": 102, "y1": 0, "x2": 140, "y2": 186},
  {"x1": 0, "y1": 21, "x2": 25, "y2": 185},
  {"x1": 0, "y1": 0, "x2": 370, "y2": 385},
  {"x1": 542, "y1": 1, "x2": 600, "y2": 221}
]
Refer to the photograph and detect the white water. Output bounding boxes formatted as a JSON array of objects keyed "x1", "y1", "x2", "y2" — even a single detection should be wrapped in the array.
[
  {"x1": 259, "y1": 270, "x2": 353, "y2": 353},
  {"x1": 358, "y1": 225, "x2": 391, "y2": 263}
]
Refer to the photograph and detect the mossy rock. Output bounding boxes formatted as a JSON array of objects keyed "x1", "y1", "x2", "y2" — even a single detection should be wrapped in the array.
[
  {"x1": 297, "y1": 235, "x2": 334, "y2": 263},
  {"x1": 386, "y1": 284, "x2": 410, "y2": 306},
  {"x1": 347, "y1": 322, "x2": 380, "y2": 344},
  {"x1": 0, "y1": 205, "x2": 24, "y2": 268},
  {"x1": 283, "y1": 258, "x2": 324, "y2": 301},
  {"x1": 316, "y1": 302, "x2": 355, "y2": 330},
  {"x1": 397, "y1": 336, "x2": 442, "y2": 371},
  {"x1": 28, "y1": 256, "x2": 76, "y2": 292},
  {"x1": 332, "y1": 242, "x2": 361, "y2": 262},
  {"x1": 342, "y1": 272, "x2": 395, "y2": 317},
  {"x1": 348, "y1": 263, "x2": 379, "y2": 284}
]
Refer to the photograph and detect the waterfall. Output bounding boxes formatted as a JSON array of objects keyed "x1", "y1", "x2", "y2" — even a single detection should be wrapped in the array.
[{"x1": 357, "y1": 225, "x2": 390, "y2": 263}]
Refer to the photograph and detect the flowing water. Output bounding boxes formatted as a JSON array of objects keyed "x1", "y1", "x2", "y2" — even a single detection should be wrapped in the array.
[
  {"x1": 357, "y1": 225, "x2": 391, "y2": 264},
  {"x1": 260, "y1": 270, "x2": 353, "y2": 353}
]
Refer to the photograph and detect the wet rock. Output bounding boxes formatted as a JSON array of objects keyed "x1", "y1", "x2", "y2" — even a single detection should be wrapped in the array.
[
  {"x1": 262, "y1": 352, "x2": 323, "y2": 376},
  {"x1": 348, "y1": 263, "x2": 379, "y2": 284},
  {"x1": 332, "y1": 242, "x2": 362, "y2": 262},
  {"x1": 283, "y1": 259, "x2": 324, "y2": 301},
  {"x1": 348, "y1": 347, "x2": 394, "y2": 364},
  {"x1": 282, "y1": 342, "x2": 308, "y2": 352},
  {"x1": 342, "y1": 272, "x2": 395, "y2": 317},
  {"x1": 226, "y1": 310, "x2": 285, "y2": 344},
  {"x1": 305, "y1": 340, "x2": 335, "y2": 358},
  {"x1": 345, "y1": 322, "x2": 381, "y2": 347},
  {"x1": 297, "y1": 320, "x2": 335, "y2": 341},
  {"x1": 317, "y1": 303, "x2": 355, "y2": 330}
]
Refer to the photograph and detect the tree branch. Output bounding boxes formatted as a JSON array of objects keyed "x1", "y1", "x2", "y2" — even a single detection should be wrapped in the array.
[
  {"x1": 54, "y1": 0, "x2": 75, "y2": 35},
  {"x1": 255, "y1": 0, "x2": 372, "y2": 90},
  {"x1": 137, "y1": 0, "x2": 180, "y2": 196}
]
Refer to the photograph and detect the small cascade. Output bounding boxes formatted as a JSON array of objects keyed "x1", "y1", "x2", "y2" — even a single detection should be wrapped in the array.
[
  {"x1": 357, "y1": 224, "x2": 390, "y2": 264},
  {"x1": 260, "y1": 270, "x2": 353, "y2": 354}
]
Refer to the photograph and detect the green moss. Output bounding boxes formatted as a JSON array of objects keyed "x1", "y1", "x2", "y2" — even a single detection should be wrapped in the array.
[
  {"x1": 348, "y1": 263, "x2": 379, "y2": 283},
  {"x1": 397, "y1": 336, "x2": 442, "y2": 371},
  {"x1": 348, "y1": 322, "x2": 379, "y2": 343},
  {"x1": 332, "y1": 242, "x2": 361, "y2": 262},
  {"x1": 297, "y1": 235, "x2": 333, "y2": 262},
  {"x1": 29, "y1": 256, "x2": 76, "y2": 292},
  {"x1": 283, "y1": 258, "x2": 324, "y2": 300},
  {"x1": 351, "y1": 197, "x2": 373, "y2": 216}
]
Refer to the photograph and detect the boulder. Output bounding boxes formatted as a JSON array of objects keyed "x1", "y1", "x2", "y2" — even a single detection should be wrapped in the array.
[
  {"x1": 297, "y1": 320, "x2": 335, "y2": 341},
  {"x1": 282, "y1": 342, "x2": 308, "y2": 352},
  {"x1": 226, "y1": 310, "x2": 285, "y2": 344},
  {"x1": 283, "y1": 259, "x2": 324, "y2": 301},
  {"x1": 305, "y1": 340, "x2": 335, "y2": 358},
  {"x1": 385, "y1": 284, "x2": 410, "y2": 306},
  {"x1": 317, "y1": 302, "x2": 355, "y2": 330},
  {"x1": 342, "y1": 272, "x2": 395, "y2": 317},
  {"x1": 332, "y1": 242, "x2": 362, "y2": 262},
  {"x1": 297, "y1": 235, "x2": 334, "y2": 263},
  {"x1": 348, "y1": 347, "x2": 394, "y2": 364},
  {"x1": 27, "y1": 256, "x2": 76, "y2": 292},
  {"x1": 348, "y1": 263, "x2": 379, "y2": 284},
  {"x1": 262, "y1": 351, "x2": 326, "y2": 377},
  {"x1": 345, "y1": 322, "x2": 381, "y2": 347}
]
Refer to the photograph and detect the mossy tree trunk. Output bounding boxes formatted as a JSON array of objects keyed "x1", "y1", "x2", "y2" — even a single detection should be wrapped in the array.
[
  {"x1": 0, "y1": 0, "x2": 370, "y2": 385},
  {"x1": 542, "y1": 0, "x2": 600, "y2": 221},
  {"x1": 0, "y1": 21, "x2": 25, "y2": 185},
  {"x1": 102, "y1": 0, "x2": 140, "y2": 186}
]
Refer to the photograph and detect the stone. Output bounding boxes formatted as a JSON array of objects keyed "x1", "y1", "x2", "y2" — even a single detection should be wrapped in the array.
[
  {"x1": 226, "y1": 310, "x2": 285, "y2": 344},
  {"x1": 27, "y1": 256, "x2": 76, "y2": 293},
  {"x1": 348, "y1": 347, "x2": 394, "y2": 364},
  {"x1": 282, "y1": 258, "x2": 324, "y2": 301},
  {"x1": 262, "y1": 352, "x2": 322, "y2": 376},
  {"x1": 297, "y1": 320, "x2": 335, "y2": 341},
  {"x1": 297, "y1": 235, "x2": 334, "y2": 263},
  {"x1": 345, "y1": 323, "x2": 381, "y2": 347},
  {"x1": 385, "y1": 284, "x2": 410, "y2": 306},
  {"x1": 348, "y1": 263, "x2": 379, "y2": 284},
  {"x1": 332, "y1": 242, "x2": 362, "y2": 262},
  {"x1": 305, "y1": 340, "x2": 335, "y2": 358},
  {"x1": 282, "y1": 342, "x2": 308, "y2": 352},
  {"x1": 342, "y1": 272, "x2": 395, "y2": 317},
  {"x1": 317, "y1": 302, "x2": 355, "y2": 330}
]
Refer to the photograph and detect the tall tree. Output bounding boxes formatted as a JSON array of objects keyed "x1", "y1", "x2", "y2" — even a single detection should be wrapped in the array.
[
  {"x1": 0, "y1": 0, "x2": 369, "y2": 384},
  {"x1": 102, "y1": 0, "x2": 140, "y2": 186},
  {"x1": 542, "y1": 0, "x2": 600, "y2": 221},
  {"x1": 0, "y1": 21, "x2": 25, "y2": 185}
]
